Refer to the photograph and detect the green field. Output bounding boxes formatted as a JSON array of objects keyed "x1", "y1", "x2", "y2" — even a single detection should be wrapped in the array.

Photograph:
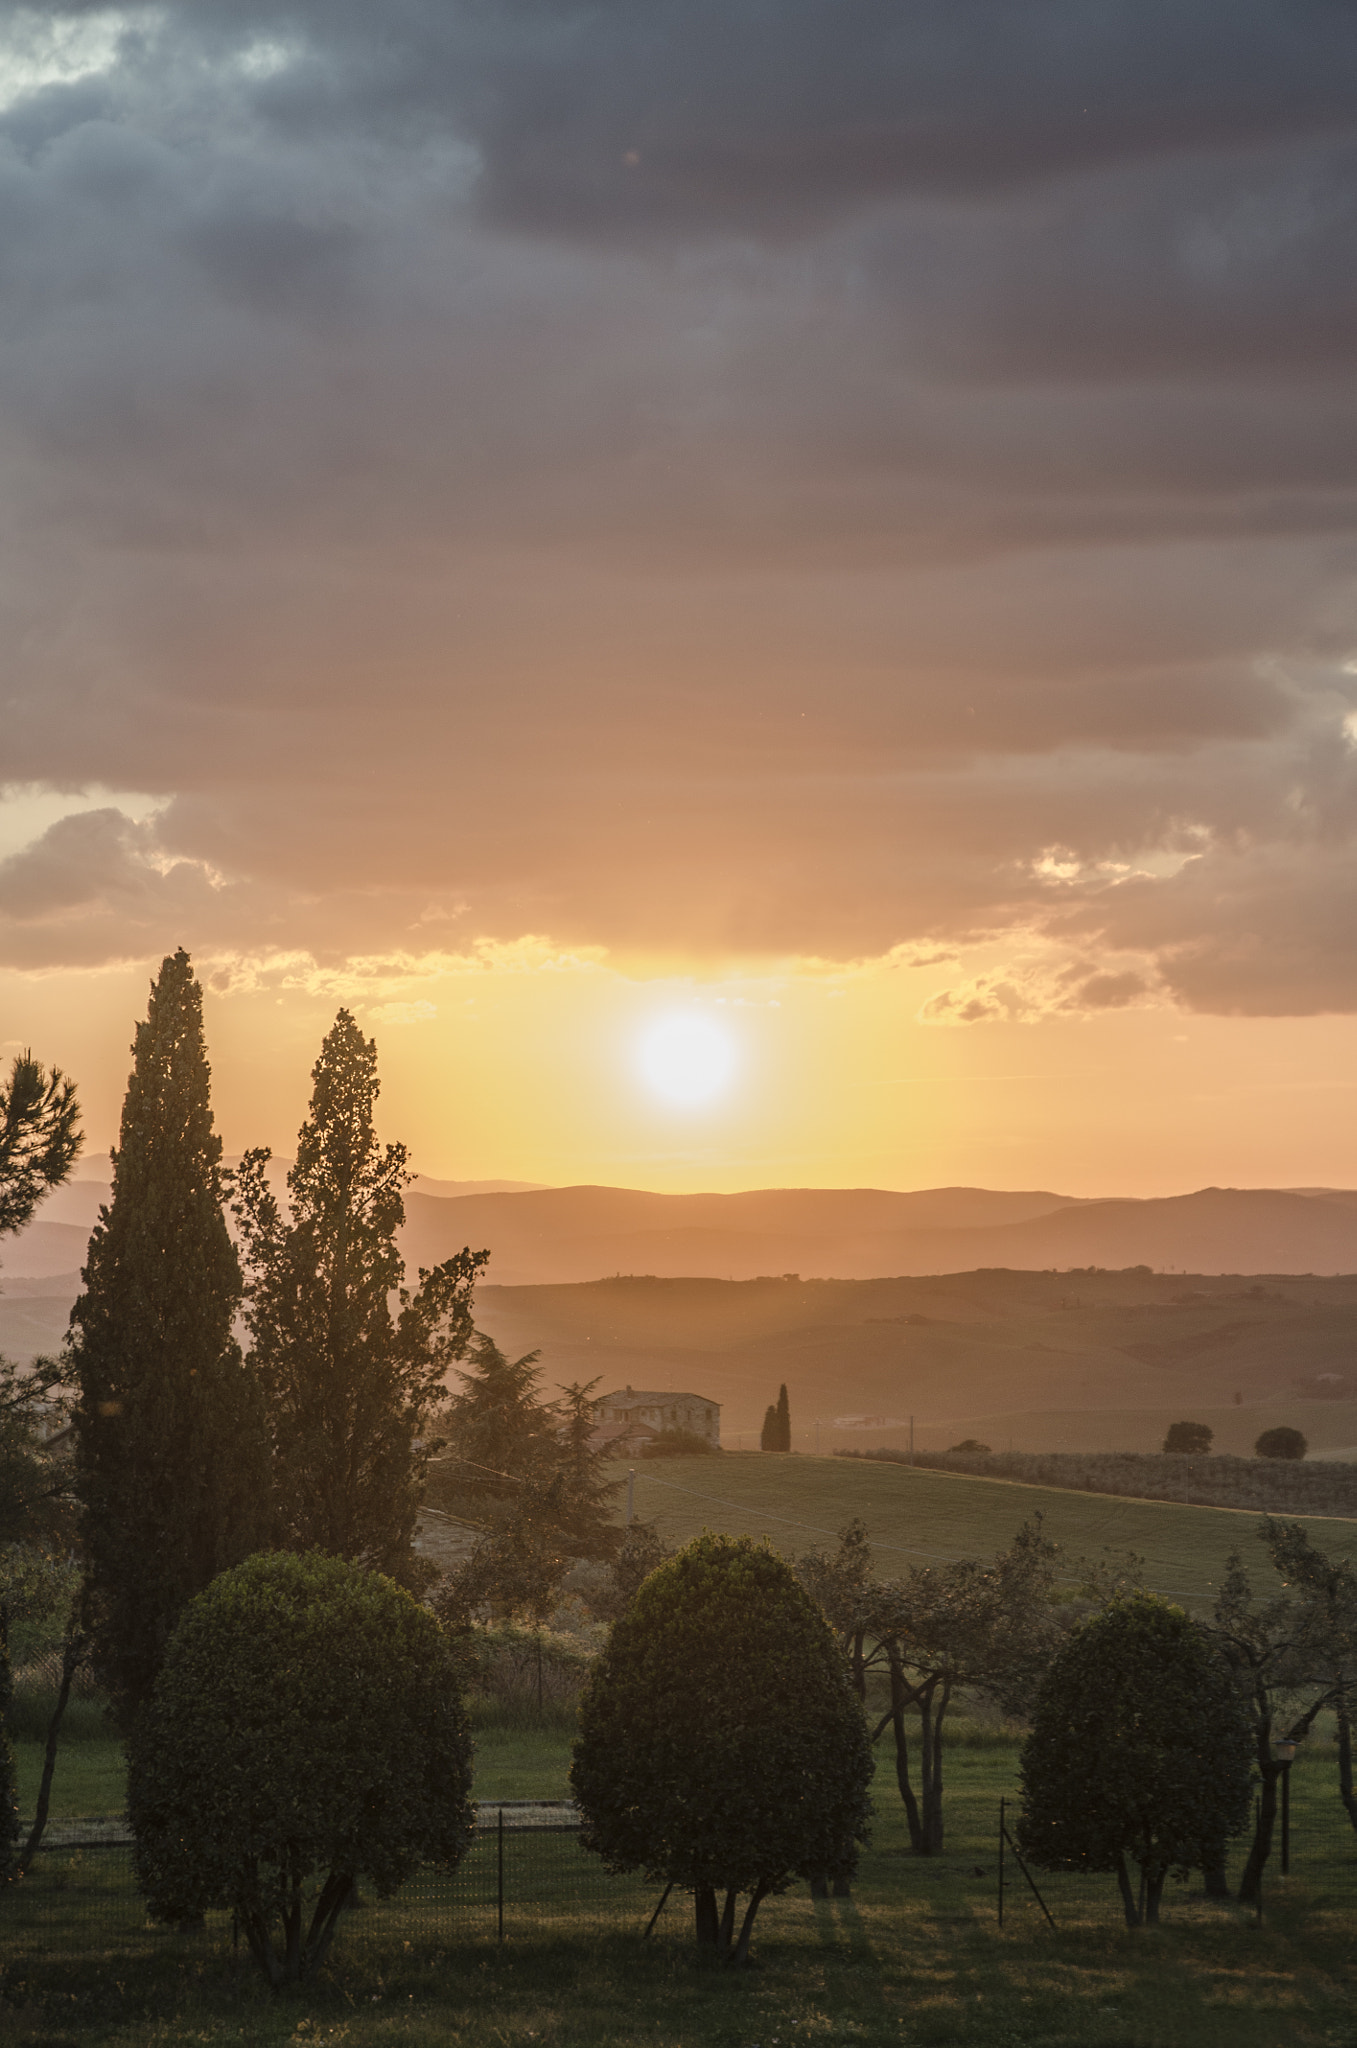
[
  {"x1": 627, "y1": 1451, "x2": 1357, "y2": 1602},
  {"x1": 10, "y1": 1456, "x2": 1357, "y2": 2043}
]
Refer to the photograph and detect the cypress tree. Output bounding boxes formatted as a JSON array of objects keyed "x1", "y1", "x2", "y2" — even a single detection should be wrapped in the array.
[
  {"x1": 69, "y1": 950, "x2": 269, "y2": 1720},
  {"x1": 760, "y1": 1403, "x2": 778, "y2": 1452},
  {"x1": 776, "y1": 1383, "x2": 791, "y2": 1453},
  {"x1": 233, "y1": 1011, "x2": 486, "y2": 1581}
]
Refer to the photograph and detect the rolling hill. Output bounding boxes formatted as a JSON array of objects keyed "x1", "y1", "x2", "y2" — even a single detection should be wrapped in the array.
[
  {"x1": 619, "y1": 1452, "x2": 1357, "y2": 1608},
  {"x1": 8, "y1": 1180, "x2": 1357, "y2": 1456},
  {"x1": 470, "y1": 1267, "x2": 1357, "y2": 1451}
]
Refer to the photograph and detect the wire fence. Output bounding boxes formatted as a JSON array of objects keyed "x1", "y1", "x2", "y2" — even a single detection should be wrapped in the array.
[
  {"x1": 990, "y1": 1765, "x2": 1357, "y2": 1929},
  {"x1": 9, "y1": 1767, "x2": 1357, "y2": 1962},
  {"x1": 4, "y1": 1812, "x2": 659, "y2": 1962}
]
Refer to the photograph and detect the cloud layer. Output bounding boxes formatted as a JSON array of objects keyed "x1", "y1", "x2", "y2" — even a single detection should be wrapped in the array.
[{"x1": 3, "y1": 1, "x2": 1357, "y2": 1013}]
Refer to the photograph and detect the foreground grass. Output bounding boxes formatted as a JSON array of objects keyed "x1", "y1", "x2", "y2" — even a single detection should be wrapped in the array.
[
  {"x1": 628, "y1": 1452, "x2": 1357, "y2": 1605},
  {"x1": 6, "y1": 1732, "x2": 1356, "y2": 2046}
]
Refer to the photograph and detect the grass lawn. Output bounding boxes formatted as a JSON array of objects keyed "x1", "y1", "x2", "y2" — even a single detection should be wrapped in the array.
[
  {"x1": 6, "y1": 1721, "x2": 1357, "y2": 2046},
  {"x1": 13, "y1": 1735, "x2": 126, "y2": 1821},
  {"x1": 12, "y1": 1709, "x2": 578, "y2": 1824},
  {"x1": 628, "y1": 1451, "x2": 1357, "y2": 1604}
]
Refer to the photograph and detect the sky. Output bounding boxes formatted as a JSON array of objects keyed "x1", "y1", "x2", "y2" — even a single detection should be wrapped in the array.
[{"x1": 3, "y1": 1, "x2": 1357, "y2": 1193}]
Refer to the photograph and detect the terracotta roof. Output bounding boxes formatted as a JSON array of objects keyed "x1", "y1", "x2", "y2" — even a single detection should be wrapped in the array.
[{"x1": 593, "y1": 1388, "x2": 719, "y2": 1407}]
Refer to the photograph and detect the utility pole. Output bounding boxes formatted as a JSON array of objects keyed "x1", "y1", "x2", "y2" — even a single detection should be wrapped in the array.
[{"x1": 909, "y1": 1415, "x2": 915, "y2": 1466}]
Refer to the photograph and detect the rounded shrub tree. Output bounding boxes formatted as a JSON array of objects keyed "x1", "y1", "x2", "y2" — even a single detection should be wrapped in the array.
[
  {"x1": 1017, "y1": 1593, "x2": 1252, "y2": 1926},
  {"x1": 128, "y1": 1551, "x2": 475, "y2": 1983},
  {"x1": 1255, "y1": 1426, "x2": 1307, "y2": 1461},
  {"x1": 1163, "y1": 1421, "x2": 1212, "y2": 1455},
  {"x1": 571, "y1": 1532, "x2": 873, "y2": 1964}
]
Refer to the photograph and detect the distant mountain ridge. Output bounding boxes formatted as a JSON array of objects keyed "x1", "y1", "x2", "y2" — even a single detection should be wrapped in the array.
[
  {"x1": 398, "y1": 1182, "x2": 1357, "y2": 1284},
  {"x1": 9, "y1": 1180, "x2": 1357, "y2": 1289}
]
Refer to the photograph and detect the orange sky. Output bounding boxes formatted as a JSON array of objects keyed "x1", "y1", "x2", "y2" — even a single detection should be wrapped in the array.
[{"x1": 6, "y1": 950, "x2": 1357, "y2": 1197}]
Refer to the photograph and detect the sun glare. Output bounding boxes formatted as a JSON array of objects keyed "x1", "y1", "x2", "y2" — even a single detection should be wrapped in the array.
[{"x1": 637, "y1": 1013, "x2": 737, "y2": 1108}]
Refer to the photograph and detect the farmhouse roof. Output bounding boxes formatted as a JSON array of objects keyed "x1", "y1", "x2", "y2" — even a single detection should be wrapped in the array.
[{"x1": 594, "y1": 1387, "x2": 719, "y2": 1407}]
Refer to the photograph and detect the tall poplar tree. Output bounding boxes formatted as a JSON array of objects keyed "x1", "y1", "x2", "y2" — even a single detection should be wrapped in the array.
[
  {"x1": 69, "y1": 950, "x2": 268, "y2": 1719},
  {"x1": 232, "y1": 1011, "x2": 487, "y2": 1581}
]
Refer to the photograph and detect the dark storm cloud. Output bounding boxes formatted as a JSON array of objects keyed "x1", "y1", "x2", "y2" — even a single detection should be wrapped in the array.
[
  {"x1": 3, "y1": 1, "x2": 1357, "y2": 1010},
  {"x1": 85, "y1": 0, "x2": 1357, "y2": 233}
]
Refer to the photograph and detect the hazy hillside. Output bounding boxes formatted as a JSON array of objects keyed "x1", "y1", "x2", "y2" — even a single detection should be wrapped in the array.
[
  {"x1": 9, "y1": 1180, "x2": 1357, "y2": 1453},
  {"x1": 399, "y1": 1183, "x2": 1081, "y2": 1284},
  {"x1": 472, "y1": 1267, "x2": 1357, "y2": 1452}
]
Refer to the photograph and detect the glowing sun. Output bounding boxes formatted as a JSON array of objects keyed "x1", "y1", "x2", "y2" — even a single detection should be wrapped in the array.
[{"x1": 637, "y1": 1014, "x2": 737, "y2": 1107}]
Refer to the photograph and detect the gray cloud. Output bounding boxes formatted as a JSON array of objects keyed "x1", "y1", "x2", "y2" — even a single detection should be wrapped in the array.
[{"x1": 2, "y1": 3, "x2": 1357, "y2": 1010}]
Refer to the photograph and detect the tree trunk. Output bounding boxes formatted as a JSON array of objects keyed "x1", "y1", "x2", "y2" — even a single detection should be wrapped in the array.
[
  {"x1": 1143, "y1": 1864, "x2": 1166, "y2": 1926},
  {"x1": 283, "y1": 1853, "x2": 304, "y2": 1983},
  {"x1": 850, "y1": 1628, "x2": 866, "y2": 1702},
  {"x1": 302, "y1": 1870, "x2": 355, "y2": 1978},
  {"x1": 921, "y1": 1677, "x2": 950, "y2": 1855},
  {"x1": 914, "y1": 1676, "x2": 943, "y2": 1857},
  {"x1": 242, "y1": 1906, "x2": 282, "y2": 1987},
  {"x1": 731, "y1": 1878, "x2": 772, "y2": 1967},
  {"x1": 1114, "y1": 1851, "x2": 1141, "y2": 1928},
  {"x1": 694, "y1": 1885, "x2": 720, "y2": 1947},
  {"x1": 718, "y1": 1888, "x2": 737, "y2": 1955},
  {"x1": 1238, "y1": 1723, "x2": 1279, "y2": 1906},
  {"x1": 890, "y1": 1702, "x2": 924, "y2": 1852},
  {"x1": 1338, "y1": 1702, "x2": 1357, "y2": 1832},
  {"x1": 18, "y1": 1599, "x2": 89, "y2": 1877}
]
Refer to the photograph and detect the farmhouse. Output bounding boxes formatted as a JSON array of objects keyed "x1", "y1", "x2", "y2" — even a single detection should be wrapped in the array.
[{"x1": 591, "y1": 1386, "x2": 721, "y2": 1449}]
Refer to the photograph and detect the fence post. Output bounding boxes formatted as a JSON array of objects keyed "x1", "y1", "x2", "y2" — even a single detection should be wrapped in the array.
[
  {"x1": 998, "y1": 1797, "x2": 1005, "y2": 1927},
  {"x1": 497, "y1": 1808, "x2": 505, "y2": 1944}
]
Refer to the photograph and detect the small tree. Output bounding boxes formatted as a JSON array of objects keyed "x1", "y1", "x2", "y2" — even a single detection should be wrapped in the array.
[
  {"x1": 1256, "y1": 1427, "x2": 1307, "y2": 1461},
  {"x1": 429, "y1": 1333, "x2": 556, "y2": 1514},
  {"x1": 128, "y1": 1550, "x2": 474, "y2": 1984},
  {"x1": 860, "y1": 1518, "x2": 1061, "y2": 1854},
  {"x1": 572, "y1": 1534, "x2": 872, "y2": 1964},
  {"x1": 1206, "y1": 1520, "x2": 1357, "y2": 1901},
  {"x1": 1164, "y1": 1421, "x2": 1213, "y2": 1455},
  {"x1": 69, "y1": 951, "x2": 268, "y2": 1718},
  {"x1": 759, "y1": 1402, "x2": 778, "y2": 1451},
  {"x1": 0, "y1": 1046, "x2": 79, "y2": 1882},
  {"x1": 0, "y1": 1051, "x2": 81, "y2": 1238},
  {"x1": 548, "y1": 1379, "x2": 622, "y2": 1558},
  {"x1": 233, "y1": 1012, "x2": 487, "y2": 1581},
  {"x1": 1019, "y1": 1594, "x2": 1252, "y2": 1926}
]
